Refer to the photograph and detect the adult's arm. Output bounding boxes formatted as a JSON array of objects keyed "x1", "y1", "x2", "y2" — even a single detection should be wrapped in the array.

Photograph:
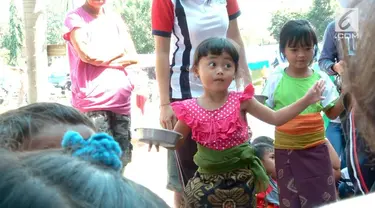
[
  {"x1": 115, "y1": 15, "x2": 137, "y2": 56},
  {"x1": 154, "y1": 37, "x2": 172, "y2": 106},
  {"x1": 152, "y1": 0, "x2": 174, "y2": 106},
  {"x1": 64, "y1": 12, "x2": 124, "y2": 66},
  {"x1": 69, "y1": 28, "x2": 124, "y2": 66},
  {"x1": 152, "y1": 0, "x2": 177, "y2": 130},
  {"x1": 318, "y1": 22, "x2": 339, "y2": 75},
  {"x1": 226, "y1": 0, "x2": 252, "y2": 86},
  {"x1": 227, "y1": 19, "x2": 252, "y2": 86},
  {"x1": 109, "y1": 16, "x2": 139, "y2": 67}
]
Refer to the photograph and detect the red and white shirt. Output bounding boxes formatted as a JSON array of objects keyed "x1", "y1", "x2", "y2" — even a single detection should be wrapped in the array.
[{"x1": 152, "y1": 0, "x2": 241, "y2": 99}]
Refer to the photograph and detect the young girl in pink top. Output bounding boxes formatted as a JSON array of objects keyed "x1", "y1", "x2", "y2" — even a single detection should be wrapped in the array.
[
  {"x1": 151, "y1": 37, "x2": 326, "y2": 207},
  {"x1": 63, "y1": 0, "x2": 137, "y2": 171}
]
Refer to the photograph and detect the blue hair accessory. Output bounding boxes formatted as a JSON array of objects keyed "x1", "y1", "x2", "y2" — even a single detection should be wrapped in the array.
[{"x1": 62, "y1": 131, "x2": 123, "y2": 171}]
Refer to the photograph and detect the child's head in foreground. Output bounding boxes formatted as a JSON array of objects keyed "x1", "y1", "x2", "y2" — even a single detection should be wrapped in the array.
[
  {"x1": 0, "y1": 131, "x2": 169, "y2": 208},
  {"x1": 254, "y1": 142, "x2": 276, "y2": 178},
  {"x1": 192, "y1": 37, "x2": 240, "y2": 92},
  {"x1": 0, "y1": 102, "x2": 96, "y2": 151}
]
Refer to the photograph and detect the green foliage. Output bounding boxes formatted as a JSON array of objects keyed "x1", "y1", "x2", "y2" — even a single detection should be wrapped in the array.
[
  {"x1": 118, "y1": 0, "x2": 154, "y2": 54},
  {"x1": 306, "y1": 0, "x2": 335, "y2": 41},
  {"x1": 46, "y1": 8, "x2": 65, "y2": 45},
  {"x1": 268, "y1": 10, "x2": 305, "y2": 42},
  {"x1": 45, "y1": 0, "x2": 155, "y2": 53},
  {"x1": 1, "y1": 0, "x2": 24, "y2": 66},
  {"x1": 0, "y1": 48, "x2": 10, "y2": 65},
  {"x1": 268, "y1": 0, "x2": 338, "y2": 42},
  {"x1": 2, "y1": 0, "x2": 155, "y2": 59}
]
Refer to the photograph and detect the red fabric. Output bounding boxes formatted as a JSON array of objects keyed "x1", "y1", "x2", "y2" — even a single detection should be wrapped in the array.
[
  {"x1": 351, "y1": 111, "x2": 369, "y2": 193},
  {"x1": 151, "y1": 0, "x2": 174, "y2": 34},
  {"x1": 136, "y1": 94, "x2": 147, "y2": 115},
  {"x1": 240, "y1": 83, "x2": 255, "y2": 102},
  {"x1": 226, "y1": 0, "x2": 240, "y2": 16},
  {"x1": 256, "y1": 179, "x2": 279, "y2": 208}
]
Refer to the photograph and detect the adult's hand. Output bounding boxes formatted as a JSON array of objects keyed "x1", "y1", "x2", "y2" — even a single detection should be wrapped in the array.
[
  {"x1": 333, "y1": 60, "x2": 345, "y2": 75},
  {"x1": 147, "y1": 104, "x2": 176, "y2": 152},
  {"x1": 105, "y1": 56, "x2": 138, "y2": 68},
  {"x1": 118, "y1": 55, "x2": 138, "y2": 67},
  {"x1": 116, "y1": 59, "x2": 138, "y2": 68},
  {"x1": 160, "y1": 104, "x2": 177, "y2": 130}
]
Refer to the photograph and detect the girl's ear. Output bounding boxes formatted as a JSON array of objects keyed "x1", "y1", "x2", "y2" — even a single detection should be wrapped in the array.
[{"x1": 193, "y1": 65, "x2": 199, "y2": 78}]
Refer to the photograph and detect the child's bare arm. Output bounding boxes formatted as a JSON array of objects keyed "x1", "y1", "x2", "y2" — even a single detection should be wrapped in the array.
[
  {"x1": 148, "y1": 120, "x2": 190, "y2": 152},
  {"x1": 244, "y1": 98, "x2": 309, "y2": 126},
  {"x1": 244, "y1": 80, "x2": 325, "y2": 126},
  {"x1": 325, "y1": 138, "x2": 342, "y2": 181},
  {"x1": 333, "y1": 168, "x2": 342, "y2": 182},
  {"x1": 326, "y1": 139, "x2": 341, "y2": 170},
  {"x1": 325, "y1": 94, "x2": 345, "y2": 119},
  {"x1": 172, "y1": 120, "x2": 191, "y2": 150}
]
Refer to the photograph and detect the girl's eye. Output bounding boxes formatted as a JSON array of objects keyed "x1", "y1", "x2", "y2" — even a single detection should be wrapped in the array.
[
  {"x1": 290, "y1": 48, "x2": 297, "y2": 52},
  {"x1": 305, "y1": 47, "x2": 312, "y2": 51},
  {"x1": 225, "y1": 64, "x2": 232, "y2": 68},
  {"x1": 208, "y1": 62, "x2": 216, "y2": 67}
]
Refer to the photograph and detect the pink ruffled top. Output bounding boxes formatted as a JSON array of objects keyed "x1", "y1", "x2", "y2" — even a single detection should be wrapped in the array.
[{"x1": 171, "y1": 84, "x2": 255, "y2": 150}]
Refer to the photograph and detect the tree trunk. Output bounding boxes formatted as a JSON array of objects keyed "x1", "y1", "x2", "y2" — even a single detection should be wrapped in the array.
[{"x1": 23, "y1": 0, "x2": 48, "y2": 103}]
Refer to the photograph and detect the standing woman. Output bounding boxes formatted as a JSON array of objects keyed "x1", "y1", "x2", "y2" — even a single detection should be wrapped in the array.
[
  {"x1": 151, "y1": 0, "x2": 252, "y2": 206},
  {"x1": 63, "y1": 0, "x2": 138, "y2": 171}
]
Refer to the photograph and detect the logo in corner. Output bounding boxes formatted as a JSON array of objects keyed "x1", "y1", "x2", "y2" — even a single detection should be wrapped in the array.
[{"x1": 335, "y1": 8, "x2": 359, "y2": 33}]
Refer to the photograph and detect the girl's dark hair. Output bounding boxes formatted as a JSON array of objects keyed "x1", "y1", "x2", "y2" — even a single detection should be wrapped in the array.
[
  {"x1": 0, "y1": 102, "x2": 95, "y2": 150},
  {"x1": 253, "y1": 143, "x2": 274, "y2": 160},
  {"x1": 279, "y1": 19, "x2": 318, "y2": 63},
  {"x1": 0, "y1": 148, "x2": 169, "y2": 208},
  {"x1": 252, "y1": 136, "x2": 274, "y2": 146},
  {"x1": 193, "y1": 37, "x2": 240, "y2": 73},
  {"x1": 0, "y1": 149, "x2": 78, "y2": 208}
]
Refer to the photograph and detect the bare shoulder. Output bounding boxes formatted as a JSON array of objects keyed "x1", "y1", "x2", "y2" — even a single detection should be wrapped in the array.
[{"x1": 240, "y1": 97, "x2": 257, "y2": 111}]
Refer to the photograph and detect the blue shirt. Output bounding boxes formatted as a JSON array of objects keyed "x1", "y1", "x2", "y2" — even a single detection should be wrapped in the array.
[{"x1": 318, "y1": 21, "x2": 356, "y2": 75}]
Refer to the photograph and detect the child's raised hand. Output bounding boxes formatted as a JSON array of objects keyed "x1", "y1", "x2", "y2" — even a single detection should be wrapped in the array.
[{"x1": 304, "y1": 79, "x2": 326, "y2": 104}]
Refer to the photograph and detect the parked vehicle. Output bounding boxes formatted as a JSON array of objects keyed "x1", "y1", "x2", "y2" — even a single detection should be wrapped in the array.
[{"x1": 48, "y1": 72, "x2": 71, "y2": 91}]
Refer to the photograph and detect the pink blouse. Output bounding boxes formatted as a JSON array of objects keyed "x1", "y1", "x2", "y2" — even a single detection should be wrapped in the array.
[
  {"x1": 64, "y1": 7, "x2": 133, "y2": 115},
  {"x1": 171, "y1": 84, "x2": 255, "y2": 150}
]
